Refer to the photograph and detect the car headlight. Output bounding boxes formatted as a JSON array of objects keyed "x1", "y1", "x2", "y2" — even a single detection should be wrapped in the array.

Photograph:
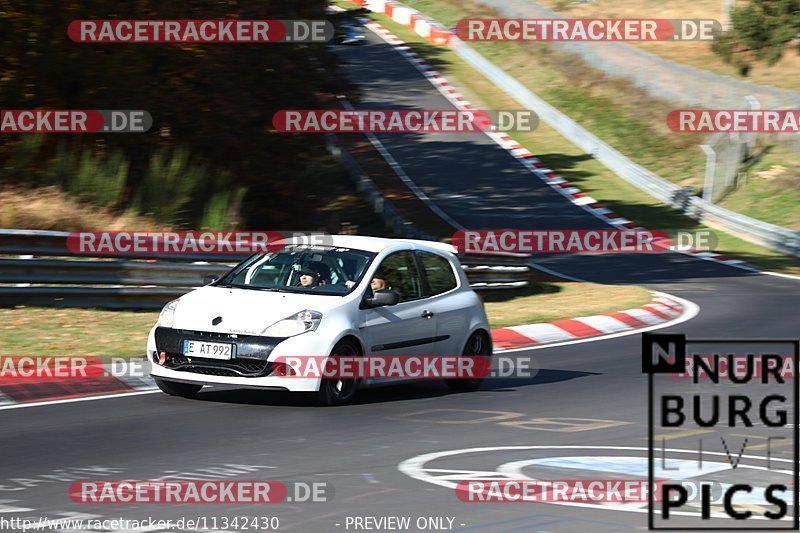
[
  {"x1": 157, "y1": 299, "x2": 179, "y2": 328},
  {"x1": 261, "y1": 310, "x2": 322, "y2": 337}
]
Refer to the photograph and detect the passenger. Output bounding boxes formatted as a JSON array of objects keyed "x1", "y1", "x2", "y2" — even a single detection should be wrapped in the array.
[
  {"x1": 345, "y1": 275, "x2": 388, "y2": 291},
  {"x1": 370, "y1": 276, "x2": 387, "y2": 292}
]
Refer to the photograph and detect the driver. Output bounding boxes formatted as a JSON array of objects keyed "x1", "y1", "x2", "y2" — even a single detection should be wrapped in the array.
[{"x1": 297, "y1": 267, "x2": 321, "y2": 288}]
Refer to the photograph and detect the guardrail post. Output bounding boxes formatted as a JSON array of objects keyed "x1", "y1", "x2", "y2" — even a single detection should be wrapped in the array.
[{"x1": 701, "y1": 144, "x2": 717, "y2": 203}]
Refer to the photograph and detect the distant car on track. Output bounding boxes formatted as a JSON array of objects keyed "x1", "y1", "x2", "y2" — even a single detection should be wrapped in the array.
[
  {"x1": 334, "y1": 25, "x2": 366, "y2": 45},
  {"x1": 148, "y1": 236, "x2": 491, "y2": 405}
]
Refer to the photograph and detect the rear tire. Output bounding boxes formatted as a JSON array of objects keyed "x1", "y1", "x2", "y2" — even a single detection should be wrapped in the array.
[
  {"x1": 154, "y1": 377, "x2": 203, "y2": 398},
  {"x1": 446, "y1": 331, "x2": 491, "y2": 392},
  {"x1": 312, "y1": 339, "x2": 362, "y2": 406}
]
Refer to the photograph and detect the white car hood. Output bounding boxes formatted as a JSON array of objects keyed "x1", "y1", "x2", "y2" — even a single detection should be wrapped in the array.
[{"x1": 172, "y1": 286, "x2": 339, "y2": 336}]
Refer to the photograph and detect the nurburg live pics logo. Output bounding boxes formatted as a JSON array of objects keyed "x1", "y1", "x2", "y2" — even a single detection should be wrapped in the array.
[{"x1": 642, "y1": 333, "x2": 800, "y2": 530}]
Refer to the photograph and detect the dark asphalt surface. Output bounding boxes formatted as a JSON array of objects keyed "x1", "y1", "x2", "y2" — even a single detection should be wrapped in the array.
[{"x1": 1, "y1": 28, "x2": 798, "y2": 533}]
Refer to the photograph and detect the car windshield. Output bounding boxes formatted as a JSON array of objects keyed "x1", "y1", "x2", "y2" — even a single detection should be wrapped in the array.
[{"x1": 216, "y1": 245, "x2": 376, "y2": 295}]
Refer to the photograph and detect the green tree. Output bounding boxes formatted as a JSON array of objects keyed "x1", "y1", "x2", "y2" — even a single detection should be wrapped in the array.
[
  {"x1": 0, "y1": 0, "x2": 349, "y2": 227},
  {"x1": 712, "y1": 0, "x2": 800, "y2": 75}
]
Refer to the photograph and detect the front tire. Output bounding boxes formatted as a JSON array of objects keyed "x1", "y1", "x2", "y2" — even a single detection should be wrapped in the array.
[
  {"x1": 312, "y1": 339, "x2": 362, "y2": 406},
  {"x1": 154, "y1": 377, "x2": 203, "y2": 398},
  {"x1": 446, "y1": 331, "x2": 491, "y2": 392}
]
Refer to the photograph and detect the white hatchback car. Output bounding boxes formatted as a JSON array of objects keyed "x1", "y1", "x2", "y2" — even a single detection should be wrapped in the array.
[{"x1": 147, "y1": 236, "x2": 492, "y2": 405}]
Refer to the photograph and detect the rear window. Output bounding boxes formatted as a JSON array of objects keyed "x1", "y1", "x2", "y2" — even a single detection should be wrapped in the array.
[{"x1": 419, "y1": 252, "x2": 457, "y2": 295}]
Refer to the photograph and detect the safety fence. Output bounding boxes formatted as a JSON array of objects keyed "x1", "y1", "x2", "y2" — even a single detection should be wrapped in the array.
[
  {"x1": 0, "y1": 231, "x2": 533, "y2": 309},
  {"x1": 473, "y1": 0, "x2": 800, "y2": 111}
]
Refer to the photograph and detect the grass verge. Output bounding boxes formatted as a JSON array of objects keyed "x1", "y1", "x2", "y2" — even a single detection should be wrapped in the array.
[
  {"x1": 483, "y1": 282, "x2": 652, "y2": 329},
  {"x1": 536, "y1": 0, "x2": 800, "y2": 93},
  {"x1": 0, "y1": 308, "x2": 157, "y2": 359},
  {"x1": 334, "y1": 0, "x2": 800, "y2": 275},
  {"x1": 0, "y1": 283, "x2": 651, "y2": 357},
  {"x1": 721, "y1": 145, "x2": 800, "y2": 230}
]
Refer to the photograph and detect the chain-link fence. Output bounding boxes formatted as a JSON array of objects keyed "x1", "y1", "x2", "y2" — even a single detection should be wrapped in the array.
[
  {"x1": 700, "y1": 96, "x2": 757, "y2": 204},
  {"x1": 701, "y1": 95, "x2": 800, "y2": 204},
  {"x1": 702, "y1": 132, "x2": 746, "y2": 203},
  {"x1": 474, "y1": 0, "x2": 800, "y2": 111}
]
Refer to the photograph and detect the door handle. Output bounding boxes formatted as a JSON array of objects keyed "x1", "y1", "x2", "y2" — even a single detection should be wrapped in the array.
[{"x1": 421, "y1": 310, "x2": 434, "y2": 319}]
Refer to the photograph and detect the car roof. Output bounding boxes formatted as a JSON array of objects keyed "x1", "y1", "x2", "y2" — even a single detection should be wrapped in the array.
[{"x1": 278, "y1": 235, "x2": 457, "y2": 255}]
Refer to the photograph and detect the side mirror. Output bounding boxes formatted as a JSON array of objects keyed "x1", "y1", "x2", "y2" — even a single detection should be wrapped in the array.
[
  {"x1": 363, "y1": 289, "x2": 400, "y2": 308},
  {"x1": 203, "y1": 274, "x2": 221, "y2": 285}
]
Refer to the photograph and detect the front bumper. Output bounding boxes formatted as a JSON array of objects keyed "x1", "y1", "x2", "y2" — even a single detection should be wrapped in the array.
[{"x1": 147, "y1": 326, "x2": 328, "y2": 392}]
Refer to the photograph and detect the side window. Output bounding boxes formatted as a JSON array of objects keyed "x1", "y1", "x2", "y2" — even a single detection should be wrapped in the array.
[
  {"x1": 374, "y1": 251, "x2": 422, "y2": 302},
  {"x1": 419, "y1": 252, "x2": 458, "y2": 295}
]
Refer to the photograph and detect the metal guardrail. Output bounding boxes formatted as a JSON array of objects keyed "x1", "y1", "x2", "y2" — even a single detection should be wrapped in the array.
[
  {"x1": 0, "y1": 258, "x2": 233, "y2": 286},
  {"x1": 0, "y1": 229, "x2": 247, "y2": 261},
  {"x1": 0, "y1": 286, "x2": 188, "y2": 310},
  {"x1": 0, "y1": 231, "x2": 533, "y2": 309},
  {"x1": 448, "y1": 37, "x2": 800, "y2": 258}
]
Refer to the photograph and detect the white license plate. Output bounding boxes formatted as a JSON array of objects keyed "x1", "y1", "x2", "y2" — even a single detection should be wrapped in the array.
[{"x1": 182, "y1": 340, "x2": 234, "y2": 360}]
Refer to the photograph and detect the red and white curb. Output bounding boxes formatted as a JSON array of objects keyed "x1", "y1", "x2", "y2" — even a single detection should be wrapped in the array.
[
  {"x1": 492, "y1": 291, "x2": 693, "y2": 352},
  {"x1": 0, "y1": 364, "x2": 154, "y2": 408},
  {"x1": 345, "y1": 0, "x2": 452, "y2": 45},
  {"x1": 0, "y1": 291, "x2": 694, "y2": 407},
  {"x1": 352, "y1": 3, "x2": 757, "y2": 273}
]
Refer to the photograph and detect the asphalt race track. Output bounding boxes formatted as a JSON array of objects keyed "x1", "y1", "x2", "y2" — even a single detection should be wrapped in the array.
[{"x1": 2, "y1": 28, "x2": 798, "y2": 533}]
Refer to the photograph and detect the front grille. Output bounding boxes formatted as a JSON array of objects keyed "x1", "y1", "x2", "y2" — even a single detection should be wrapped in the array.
[
  {"x1": 163, "y1": 353, "x2": 273, "y2": 378},
  {"x1": 177, "y1": 329, "x2": 239, "y2": 340},
  {"x1": 155, "y1": 327, "x2": 282, "y2": 362}
]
